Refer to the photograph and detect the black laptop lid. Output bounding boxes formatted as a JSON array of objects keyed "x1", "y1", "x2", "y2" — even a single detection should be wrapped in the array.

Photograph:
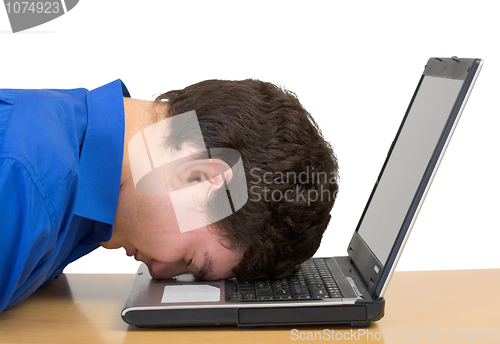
[{"x1": 347, "y1": 57, "x2": 483, "y2": 298}]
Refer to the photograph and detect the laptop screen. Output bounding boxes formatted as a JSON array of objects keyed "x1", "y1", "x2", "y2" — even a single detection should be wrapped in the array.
[{"x1": 356, "y1": 75, "x2": 464, "y2": 265}]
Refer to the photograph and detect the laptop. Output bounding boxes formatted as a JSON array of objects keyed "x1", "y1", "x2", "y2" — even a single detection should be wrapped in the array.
[{"x1": 121, "y1": 57, "x2": 483, "y2": 328}]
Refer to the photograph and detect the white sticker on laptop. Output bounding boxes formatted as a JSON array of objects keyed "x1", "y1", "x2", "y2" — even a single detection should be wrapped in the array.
[{"x1": 161, "y1": 285, "x2": 221, "y2": 303}]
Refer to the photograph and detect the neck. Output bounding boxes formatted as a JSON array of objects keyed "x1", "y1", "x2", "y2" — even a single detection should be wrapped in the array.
[{"x1": 121, "y1": 97, "x2": 167, "y2": 186}]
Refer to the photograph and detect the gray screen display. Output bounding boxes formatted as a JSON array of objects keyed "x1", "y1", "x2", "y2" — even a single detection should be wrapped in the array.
[{"x1": 357, "y1": 76, "x2": 464, "y2": 265}]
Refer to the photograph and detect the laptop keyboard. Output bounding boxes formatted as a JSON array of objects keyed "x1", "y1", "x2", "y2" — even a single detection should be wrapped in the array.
[{"x1": 227, "y1": 258, "x2": 343, "y2": 302}]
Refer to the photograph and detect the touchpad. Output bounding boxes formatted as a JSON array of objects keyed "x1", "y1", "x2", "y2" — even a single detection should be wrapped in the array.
[{"x1": 161, "y1": 285, "x2": 221, "y2": 303}]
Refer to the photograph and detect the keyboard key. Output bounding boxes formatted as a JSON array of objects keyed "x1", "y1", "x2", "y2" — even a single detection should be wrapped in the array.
[
  {"x1": 255, "y1": 288, "x2": 273, "y2": 298},
  {"x1": 274, "y1": 289, "x2": 293, "y2": 299},
  {"x1": 310, "y1": 287, "x2": 329, "y2": 299}
]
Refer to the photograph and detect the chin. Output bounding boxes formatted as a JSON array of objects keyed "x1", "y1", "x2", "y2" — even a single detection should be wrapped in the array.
[{"x1": 99, "y1": 240, "x2": 121, "y2": 250}]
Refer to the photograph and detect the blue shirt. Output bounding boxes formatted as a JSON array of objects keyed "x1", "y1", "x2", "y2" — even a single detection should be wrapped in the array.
[{"x1": 0, "y1": 79, "x2": 129, "y2": 313}]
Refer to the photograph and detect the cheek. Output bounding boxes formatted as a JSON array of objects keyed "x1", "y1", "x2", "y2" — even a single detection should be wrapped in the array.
[
  {"x1": 145, "y1": 194, "x2": 182, "y2": 230},
  {"x1": 132, "y1": 195, "x2": 182, "y2": 244},
  {"x1": 140, "y1": 232, "x2": 191, "y2": 263}
]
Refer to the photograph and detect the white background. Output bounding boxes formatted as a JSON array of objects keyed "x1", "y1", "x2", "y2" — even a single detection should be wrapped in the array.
[{"x1": 1, "y1": 0, "x2": 498, "y2": 274}]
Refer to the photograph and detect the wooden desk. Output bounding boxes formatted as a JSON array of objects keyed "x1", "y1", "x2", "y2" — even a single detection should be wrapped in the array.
[{"x1": 0, "y1": 270, "x2": 498, "y2": 343}]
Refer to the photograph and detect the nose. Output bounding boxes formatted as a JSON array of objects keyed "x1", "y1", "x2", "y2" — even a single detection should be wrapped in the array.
[{"x1": 148, "y1": 259, "x2": 188, "y2": 279}]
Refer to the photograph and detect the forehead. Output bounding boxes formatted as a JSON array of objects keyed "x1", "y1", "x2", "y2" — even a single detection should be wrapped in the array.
[{"x1": 197, "y1": 233, "x2": 243, "y2": 280}]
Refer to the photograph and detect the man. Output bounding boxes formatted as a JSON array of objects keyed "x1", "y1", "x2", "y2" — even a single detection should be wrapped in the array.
[{"x1": 0, "y1": 79, "x2": 339, "y2": 313}]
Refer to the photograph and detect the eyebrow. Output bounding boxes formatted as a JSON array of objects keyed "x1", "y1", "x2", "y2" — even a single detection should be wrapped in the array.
[{"x1": 196, "y1": 251, "x2": 213, "y2": 280}]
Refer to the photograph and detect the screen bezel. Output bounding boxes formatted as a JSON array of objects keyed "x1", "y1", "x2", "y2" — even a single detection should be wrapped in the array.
[{"x1": 347, "y1": 57, "x2": 483, "y2": 298}]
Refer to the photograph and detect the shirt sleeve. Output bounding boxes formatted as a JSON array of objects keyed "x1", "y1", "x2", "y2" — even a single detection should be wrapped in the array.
[{"x1": 0, "y1": 156, "x2": 53, "y2": 313}]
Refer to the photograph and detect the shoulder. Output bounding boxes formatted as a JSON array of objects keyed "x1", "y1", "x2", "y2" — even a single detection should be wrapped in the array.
[
  {"x1": 1, "y1": 87, "x2": 88, "y2": 186},
  {"x1": 0, "y1": 88, "x2": 87, "y2": 228}
]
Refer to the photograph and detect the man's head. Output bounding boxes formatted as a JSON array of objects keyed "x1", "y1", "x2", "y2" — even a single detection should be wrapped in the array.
[
  {"x1": 104, "y1": 79, "x2": 339, "y2": 281},
  {"x1": 156, "y1": 79, "x2": 339, "y2": 280}
]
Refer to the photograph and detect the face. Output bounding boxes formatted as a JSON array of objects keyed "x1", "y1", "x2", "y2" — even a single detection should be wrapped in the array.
[
  {"x1": 101, "y1": 177, "x2": 243, "y2": 280},
  {"x1": 107, "y1": 101, "x2": 243, "y2": 280}
]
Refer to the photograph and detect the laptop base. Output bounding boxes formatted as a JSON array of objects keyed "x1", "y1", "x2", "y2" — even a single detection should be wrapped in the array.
[
  {"x1": 125, "y1": 298, "x2": 385, "y2": 328},
  {"x1": 122, "y1": 260, "x2": 385, "y2": 328}
]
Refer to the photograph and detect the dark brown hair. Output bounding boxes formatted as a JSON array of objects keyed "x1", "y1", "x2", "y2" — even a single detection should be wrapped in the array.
[{"x1": 155, "y1": 79, "x2": 339, "y2": 280}]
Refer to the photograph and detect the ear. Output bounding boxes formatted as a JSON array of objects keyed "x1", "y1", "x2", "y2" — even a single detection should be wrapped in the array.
[{"x1": 168, "y1": 158, "x2": 233, "y2": 192}]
